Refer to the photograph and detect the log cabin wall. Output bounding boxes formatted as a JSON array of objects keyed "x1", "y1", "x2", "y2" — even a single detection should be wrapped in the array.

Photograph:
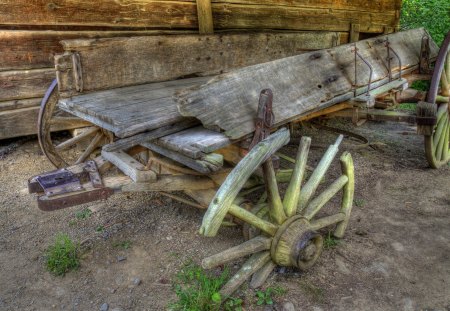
[{"x1": 0, "y1": 0, "x2": 402, "y2": 140}]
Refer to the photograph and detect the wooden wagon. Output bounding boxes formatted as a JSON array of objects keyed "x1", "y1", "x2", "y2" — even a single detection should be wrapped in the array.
[{"x1": 28, "y1": 27, "x2": 450, "y2": 296}]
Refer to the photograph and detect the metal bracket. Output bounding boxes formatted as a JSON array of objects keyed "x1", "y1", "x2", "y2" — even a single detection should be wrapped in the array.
[
  {"x1": 352, "y1": 43, "x2": 373, "y2": 96},
  {"x1": 385, "y1": 38, "x2": 402, "y2": 81},
  {"x1": 36, "y1": 169, "x2": 83, "y2": 197},
  {"x1": 249, "y1": 89, "x2": 275, "y2": 150}
]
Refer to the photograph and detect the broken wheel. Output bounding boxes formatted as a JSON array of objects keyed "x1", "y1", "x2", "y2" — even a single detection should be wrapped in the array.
[
  {"x1": 38, "y1": 79, "x2": 113, "y2": 168},
  {"x1": 200, "y1": 128, "x2": 354, "y2": 296}
]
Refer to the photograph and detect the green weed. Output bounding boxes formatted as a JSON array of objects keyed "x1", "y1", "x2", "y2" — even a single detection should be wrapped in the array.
[
  {"x1": 168, "y1": 261, "x2": 230, "y2": 311},
  {"x1": 410, "y1": 80, "x2": 430, "y2": 92},
  {"x1": 224, "y1": 297, "x2": 243, "y2": 311},
  {"x1": 255, "y1": 286, "x2": 287, "y2": 306},
  {"x1": 323, "y1": 232, "x2": 340, "y2": 249},
  {"x1": 397, "y1": 103, "x2": 416, "y2": 112},
  {"x1": 354, "y1": 198, "x2": 365, "y2": 207},
  {"x1": 113, "y1": 240, "x2": 132, "y2": 250},
  {"x1": 95, "y1": 225, "x2": 105, "y2": 232},
  {"x1": 45, "y1": 233, "x2": 80, "y2": 276},
  {"x1": 75, "y1": 208, "x2": 92, "y2": 220}
]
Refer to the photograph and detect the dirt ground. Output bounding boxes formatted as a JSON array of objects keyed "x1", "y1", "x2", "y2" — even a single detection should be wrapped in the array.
[{"x1": 0, "y1": 119, "x2": 449, "y2": 311}]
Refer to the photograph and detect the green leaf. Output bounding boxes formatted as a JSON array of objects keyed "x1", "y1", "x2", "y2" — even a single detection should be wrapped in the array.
[{"x1": 211, "y1": 292, "x2": 221, "y2": 303}]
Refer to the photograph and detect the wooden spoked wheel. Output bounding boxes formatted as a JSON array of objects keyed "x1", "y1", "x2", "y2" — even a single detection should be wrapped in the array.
[
  {"x1": 424, "y1": 32, "x2": 450, "y2": 168},
  {"x1": 200, "y1": 128, "x2": 355, "y2": 296},
  {"x1": 38, "y1": 79, "x2": 113, "y2": 168}
]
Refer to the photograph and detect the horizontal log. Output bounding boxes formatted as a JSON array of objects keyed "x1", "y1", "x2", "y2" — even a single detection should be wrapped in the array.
[
  {"x1": 0, "y1": 106, "x2": 86, "y2": 139},
  {"x1": 57, "y1": 31, "x2": 338, "y2": 95},
  {"x1": 0, "y1": 68, "x2": 55, "y2": 101},
  {"x1": 0, "y1": 1, "x2": 398, "y2": 33},
  {"x1": 0, "y1": 98, "x2": 41, "y2": 112},
  {"x1": 0, "y1": 30, "x2": 196, "y2": 71}
]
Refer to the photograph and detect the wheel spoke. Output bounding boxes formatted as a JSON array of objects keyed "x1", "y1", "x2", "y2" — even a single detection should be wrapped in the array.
[
  {"x1": 263, "y1": 160, "x2": 286, "y2": 225},
  {"x1": 302, "y1": 175, "x2": 348, "y2": 220},
  {"x1": 229, "y1": 204, "x2": 278, "y2": 236},
  {"x1": 334, "y1": 152, "x2": 355, "y2": 238},
  {"x1": 219, "y1": 252, "x2": 271, "y2": 298},
  {"x1": 55, "y1": 127, "x2": 99, "y2": 151},
  {"x1": 75, "y1": 132, "x2": 103, "y2": 164},
  {"x1": 250, "y1": 260, "x2": 276, "y2": 289},
  {"x1": 49, "y1": 116, "x2": 92, "y2": 128},
  {"x1": 283, "y1": 136, "x2": 311, "y2": 217},
  {"x1": 435, "y1": 115, "x2": 448, "y2": 160},
  {"x1": 441, "y1": 70, "x2": 450, "y2": 97},
  {"x1": 298, "y1": 135, "x2": 343, "y2": 212},
  {"x1": 442, "y1": 120, "x2": 449, "y2": 161},
  {"x1": 202, "y1": 236, "x2": 271, "y2": 269},
  {"x1": 310, "y1": 213, "x2": 346, "y2": 231},
  {"x1": 433, "y1": 107, "x2": 447, "y2": 147}
]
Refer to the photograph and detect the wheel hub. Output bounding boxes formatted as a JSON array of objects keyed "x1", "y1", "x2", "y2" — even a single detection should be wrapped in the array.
[{"x1": 271, "y1": 216, "x2": 323, "y2": 270}]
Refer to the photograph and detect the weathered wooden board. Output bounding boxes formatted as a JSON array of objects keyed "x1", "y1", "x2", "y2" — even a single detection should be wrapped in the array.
[
  {"x1": 157, "y1": 126, "x2": 231, "y2": 157},
  {"x1": 56, "y1": 32, "x2": 339, "y2": 96},
  {"x1": 177, "y1": 28, "x2": 439, "y2": 139},
  {"x1": 0, "y1": 30, "x2": 196, "y2": 71},
  {"x1": 0, "y1": 0, "x2": 399, "y2": 33},
  {"x1": 0, "y1": 98, "x2": 41, "y2": 112},
  {"x1": 0, "y1": 106, "x2": 83, "y2": 139},
  {"x1": 58, "y1": 77, "x2": 208, "y2": 138},
  {"x1": 0, "y1": 68, "x2": 55, "y2": 101}
]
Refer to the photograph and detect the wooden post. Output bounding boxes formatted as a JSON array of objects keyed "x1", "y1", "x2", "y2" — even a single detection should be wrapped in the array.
[
  {"x1": 196, "y1": 0, "x2": 214, "y2": 34},
  {"x1": 350, "y1": 23, "x2": 360, "y2": 43}
]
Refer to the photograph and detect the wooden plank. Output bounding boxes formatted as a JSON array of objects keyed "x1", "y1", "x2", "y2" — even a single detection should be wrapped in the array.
[
  {"x1": 177, "y1": 28, "x2": 439, "y2": 139},
  {"x1": 101, "y1": 150, "x2": 156, "y2": 183},
  {"x1": 141, "y1": 141, "x2": 223, "y2": 174},
  {"x1": 0, "y1": 0, "x2": 198, "y2": 29},
  {"x1": 102, "y1": 119, "x2": 199, "y2": 152},
  {"x1": 57, "y1": 32, "x2": 339, "y2": 96},
  {"x1": 0, "y1": 1, "x2": 399, "y2": 32},
  {"x1": 0, "y1": 98, "x2": 41, "y2": 112},
  {"x1": 211, "y1": 4, "x2": 398, "y2": 33},
  {"x1": 350, "y1": 23, "x2": 360, "y2": 43},
  {"x1": 0, "y1": 106, "x2": 86, "y2": 139},
  {"x1": 59, "y1": 77, "x2": 208, "y2": 138},
  {"x1": 0, "y1": 68, "x2": 55, "y2": 101},
  {"x1": 211, "y1": 0, "x2": 402, "y2": 12},
  {"x1": 157, "y1": 126, "x2": 231, "y2": 156},
  {"x1": 197, "y1": 0, "x2": 214, "y2": 34},
  {"x1": 0, "y1": 30, "x2": 197, "y2": 71}
]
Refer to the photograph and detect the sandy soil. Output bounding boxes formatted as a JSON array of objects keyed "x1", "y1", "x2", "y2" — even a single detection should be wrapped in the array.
[{"x1": 0, "y1": 119, "x2": 449, "y2": 311}]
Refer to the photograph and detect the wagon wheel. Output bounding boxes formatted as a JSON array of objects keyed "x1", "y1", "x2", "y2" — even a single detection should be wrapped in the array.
[
  {"x1": 200, "y1": 128, "x2": 354, "y2": 296},
  {"x1": 424, "y1": 31, "x2": 450, "y2": 168},
  {"x1": 38, "y1": 79, "x2": 114, "y2": 168}
]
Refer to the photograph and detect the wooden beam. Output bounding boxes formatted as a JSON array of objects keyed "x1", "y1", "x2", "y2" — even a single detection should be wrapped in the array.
[
  {"x1": 56, "y1": 32, "x2": 339, "y2": 96},
  {"x1": 0, "y1": 98, "x2": 41, "y2": 112},
  {"x1": 0, "y1": 68, "x2": 55, "y2": 101},
  {"x1": 350, "y1": 23, "x2": 360, "y2": 43},
  {"x1": 196, "y1": 0, "x2": 214, "y2": 34},
  {"x1": 101, "y1": 150, "x2": 156, "y2": 183},
  {"x1": 177, "y1": 28, "x2": 438, "y2": 139}
]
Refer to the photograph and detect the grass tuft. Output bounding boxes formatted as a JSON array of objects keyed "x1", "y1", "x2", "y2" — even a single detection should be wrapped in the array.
[
  {"x1": 168, "y1": 261, "x2": 230, "y2": 311},
  {"x1": 45, "y1": 233, "x2": 80, "y2": 276},
  {"x1": 323, "y1": 231, "x2": 340, "y2": 249},
  {"x1": 113, "y1": 240, "x2": 132, "y2": 250},
  {"x1": 255, "y1": 286, "x2": 287, "y2": 306},
  {"x1": 75, "y1": 208, "x2": 92, "y2": 220}
]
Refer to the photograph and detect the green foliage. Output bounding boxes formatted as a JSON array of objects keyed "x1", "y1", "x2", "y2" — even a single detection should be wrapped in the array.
[
  {"x1": 45, "y1": 233, "x2": 80, "y2": 276},
  {"x1": 323, "y1": 232, "x2": 340, "y2": 249},
  {"x1": 400, "y1": 0, "x2": 450, "y2": 45},
  {"x1": 75, "y1": 208, "x2": 92, "y2": 220},
  {"x1": 411, "y1": 80, "x2": 430, "y2": 92},
  {"x1": 95, "y1": 225, "x2": 105, "y2": 232},
  {"x1": 353, "y1": 198, "x2": 365, "y2": 207},
  {"x1": 113, "y1": 240, "x2": 132, "y2": 250},
  {"x1": 169, "y1": 262, "x2": 230, "y2": 311},
  {"x1": 223, "y1": 297, "x2": 243, "y2": 311},
  {"x1": 397, "y1": 103, "x2": 417, "y2": 112},
  {"x1": 255, "y1": 286, "x2": 287, "y2": 306}
]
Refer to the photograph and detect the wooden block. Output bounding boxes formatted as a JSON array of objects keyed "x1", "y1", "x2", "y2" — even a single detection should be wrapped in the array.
[
  {"x1": 177, "y1": 29, "x2": 439, "y2": 139},
  {"x1": 56, "y1": 32, "x2": 339, "y2": 95},
  {"x1": 101, "y1": 150, "x2": 156, "y2": 183},
  {"x1": 197, "y1": 0, "x2": 214, "y2": 34},
  {"x1": 0, "y1": 68, "x2": 55, "y2": 101}
]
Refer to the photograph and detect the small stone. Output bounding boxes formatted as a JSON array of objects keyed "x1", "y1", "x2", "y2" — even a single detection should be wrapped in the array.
[
  {"x1": 282, "y1": 302, "x2": 295, "y2": 311},
  {"x1": 132, "y1": 278, "x2": 141, "y2": 286},
  {"x1": 117, "y1": 256, "x2": 127, "y2": 262},
  {"x1": 166, "y1": 236, "x2": 172, "y2": 241},
  {"x1": 110, "y1": 288, "x2": 116, "y2": 294},
  {"x1": 100, "y1": 303, "x2": 109, "y2": 311}
]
